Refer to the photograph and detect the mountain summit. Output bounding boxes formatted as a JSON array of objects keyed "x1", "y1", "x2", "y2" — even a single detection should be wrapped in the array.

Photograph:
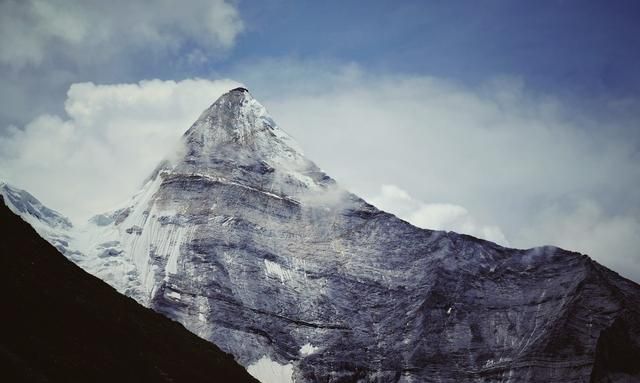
[
  {"x1": 170, "y1": 88, "x2": 332, "y2": 201},
  {"x1": 184, "y1": 87, "x2": 304, "y2": 157},
  {"x1": 8, "y1": 89, "x2": 640, "y2": 382}
]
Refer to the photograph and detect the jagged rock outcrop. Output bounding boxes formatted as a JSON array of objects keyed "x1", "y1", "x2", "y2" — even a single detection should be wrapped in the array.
[{"x1": 6, "y1": 88, "x2": 640, "y2": 382}]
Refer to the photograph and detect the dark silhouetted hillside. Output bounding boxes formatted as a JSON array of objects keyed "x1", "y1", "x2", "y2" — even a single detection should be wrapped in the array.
[{"x1": 0, "y1": 196, "x2": 258, "y2": 383}]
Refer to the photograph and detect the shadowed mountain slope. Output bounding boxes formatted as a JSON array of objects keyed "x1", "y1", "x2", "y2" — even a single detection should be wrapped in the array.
[{"x1": 0, "y1": 196, "x2": 258, "y2": 383}]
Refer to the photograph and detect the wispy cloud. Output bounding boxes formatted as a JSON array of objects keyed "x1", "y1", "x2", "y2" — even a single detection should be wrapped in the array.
[
  {"x1": 368, "y1": 184, "x2": 508, "y2": 245},
  {"x1": 0, "y1": 0, "x2": 245, "y2": 128},
  {"x1": 0, "y1": 0, "x2": 243, "y2": 67}
]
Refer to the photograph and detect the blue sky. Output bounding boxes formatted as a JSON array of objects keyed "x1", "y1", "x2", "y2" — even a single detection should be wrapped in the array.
[
  {"x1": 2, "y1": 0, "x2": 640, "y2": 124},
  {"x1": 1, "y1": 0, "x2": 639, "y2": 281},
  {"x1": 230, "y1": 0, "x2": 640, "y2": 100}
]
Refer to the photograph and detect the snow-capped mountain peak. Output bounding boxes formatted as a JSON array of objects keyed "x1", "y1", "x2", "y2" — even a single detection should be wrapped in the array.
[
  {"x1": 6, "y1": 89, "x2": 640, "y2": 383},
  {"x1": 183, "y1": 87, "x2": 303, "y2": 161},
  {"x1": 170, "y1": 87, "x2": 333, "y2": 200}
]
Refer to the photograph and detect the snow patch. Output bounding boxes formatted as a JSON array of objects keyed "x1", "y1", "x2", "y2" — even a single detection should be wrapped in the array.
[
  {"x1": 264, "y1": 259, "x2": 292, "y2": 284},
  {"x1": 299, "y1": 343, "x2": 319, "y2": 356},
  {"x1": 247, "y1": 356, "x2": 294, "y2": 383},
  {"x1": 166, "y1": 290, "x2": 181, "y2": 300}
]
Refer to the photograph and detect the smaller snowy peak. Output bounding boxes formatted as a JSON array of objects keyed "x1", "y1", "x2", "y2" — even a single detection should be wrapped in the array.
[
  {"x1": 0, "y1": 182, "x2": 72, "y2": 230},
  {"x1": 0, "y1": 182, "x2": 76, "y2": 258},
  {"x1": 299, "y1": 343, "x2": 319, "y2": 356}
]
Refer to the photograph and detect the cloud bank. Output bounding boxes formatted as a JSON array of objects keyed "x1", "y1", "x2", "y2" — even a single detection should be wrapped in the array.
[
  {"x1": 0, "y1": 60, "x2": 638, "y2": 282},
  {"x1": 0, "y1": 78, "x2": 240, "y2": 219},
  {"x1": 240, "y1": 60, "x2": 640, "y2": 281},
  {"x1": 369, "y1": 184, "x2": 508, "y2": 246}
]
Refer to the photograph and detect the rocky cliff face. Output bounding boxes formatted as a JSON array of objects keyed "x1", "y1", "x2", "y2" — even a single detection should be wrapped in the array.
[{"x1": 7, "y1": 88, "x2": 640, "y2": 382}]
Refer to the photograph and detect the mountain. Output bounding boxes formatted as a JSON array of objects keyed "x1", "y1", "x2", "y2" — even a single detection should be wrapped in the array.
[
  {"x1": 7, "y1": 87, "x2": 640, "y2": 382},
  {"x1": 0, "y1": 195, "x2": 258, "y2": 383}
]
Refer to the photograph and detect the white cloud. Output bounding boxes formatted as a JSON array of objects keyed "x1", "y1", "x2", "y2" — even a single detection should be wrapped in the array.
[
  {"x1": 237, "y1": 59, "x2": 640, "y2": 281},
  {"x1": 0, "y1": 0, "x2": 244, "y2": 66},
  {"x1": 515, "y1": 199, "x2": 640, "y2": 281},
  {"x1": 1, "y1": 58, "x2": 639, "y2": 282},
  {"x1": 0, "y1": 78, "x2": 241, "y2": 220},
  {"x1": 368, "y1": 184, "x2": 508, "y2": 245}
]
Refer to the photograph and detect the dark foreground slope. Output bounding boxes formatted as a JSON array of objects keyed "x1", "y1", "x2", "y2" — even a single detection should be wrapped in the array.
[{"x1": 0, "y1": 197, "x2": 258, "y2": 383}]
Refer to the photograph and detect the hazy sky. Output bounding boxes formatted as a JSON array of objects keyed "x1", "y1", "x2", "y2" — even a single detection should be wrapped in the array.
[{"x1": 1, "y1": 0, "x2": 639, "y2": 281}]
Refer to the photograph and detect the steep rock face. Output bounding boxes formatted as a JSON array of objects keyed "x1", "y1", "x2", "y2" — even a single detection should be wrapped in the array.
[
  {"x1": 7, "y1": 88, "x2": 640, "y2": 382},
  {"x1": 0, "y1": 196, "x2": 258, "y2": 383}
]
